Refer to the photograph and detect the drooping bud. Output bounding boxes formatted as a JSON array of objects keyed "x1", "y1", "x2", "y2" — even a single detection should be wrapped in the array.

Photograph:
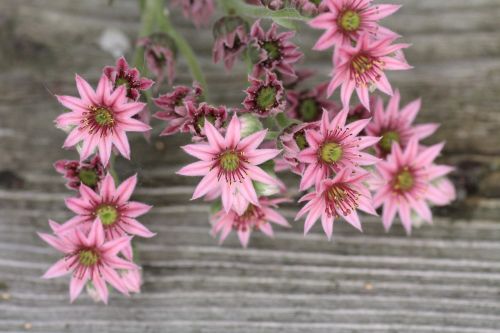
[
  {"x1": 259, "y1": 0, "x2": 285, "y2": 10},
  {"x1": 291, "y1": 0, "x2": 328, "y2": 16},
  {"x1": 54, "y1": 155, "x2": 106, "y2": 191},
  {"x1": 287, "y1": 83, "x2": 339, "y2": 122},
  {"x1": 171, "y1": 0, "x2": 216, "y2": 28},
  {"x1": 212, "y1": 16, "x2": 250, "y2": 71},
  {"x1": 137, "y1": 33, "x2": 177, "y2": 86}
]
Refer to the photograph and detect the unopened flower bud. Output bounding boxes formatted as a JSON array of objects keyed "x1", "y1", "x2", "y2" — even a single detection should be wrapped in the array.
[{"x1": 239, "y1": 113, "x2": 263, "y2": 138}]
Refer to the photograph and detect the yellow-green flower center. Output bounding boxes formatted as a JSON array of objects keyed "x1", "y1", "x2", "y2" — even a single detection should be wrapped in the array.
[
  {"x1": 394, "y1": 169, "x2": 414, "y2": 191},
  {"x1": 380, "y1": 130, "x2": 400, "y2": 153},
  {"x1": 78, "y1": 168, "x2": 98, "y2": 187},
  {"x1": 78, "y1": 250, "x2": 99, "y2": 266},
  {"x1": 309, "y1": 0, "x2": 322, "y2": 5},
  {"x1": 299, "y1": 98, "x2": 319, "y2": 122},
  {"x1": 294, "y1": 132, "x2": 309, "y2": 150},
  {"x1": 262, "y1": 41, "x2": 280, "y2": 60},
  {"x1": 96, "y1": 205, "x2": 119, "y2": 226},
  {"x1": 256, "y1": 86, "x2": 277, "y2": 110},
  {"x1": 220, "y1": 151, "x2": 240, "y2": 172},
  {"x1": 339, "y1": 10, "x2": 361, "y2": 32},
  {"x1": 320, "y1": 142, "x2": 343, "y2": 164},
  {"x1": 92, "y1": 107, "x2": 115, "y2": 126}
]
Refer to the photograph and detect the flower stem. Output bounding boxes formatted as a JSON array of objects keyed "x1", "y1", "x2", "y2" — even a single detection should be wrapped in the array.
[
  {"x1": 155, "y1": 5, "x2": 209, "y2": 99},
  {"x1": 133, "y1": 0, "x2": 158, "y2": 72},
  {"x1": 216, "y1": 0, "x2": 309, "y2": 29},
  {"x1": 133, "y1": 0, "x2": 208, "y2": 99}
]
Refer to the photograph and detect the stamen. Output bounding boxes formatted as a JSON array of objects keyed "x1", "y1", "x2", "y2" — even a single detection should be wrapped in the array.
[
  {"x1": 80, "y1": 106, "x2": 115, "y2": 136},
  {"x1": 324, "y1": 183, "x2": 360, "y2": 217},
  {"x1": 350, "y1": 54, "x2": 385, "y2": 87}
]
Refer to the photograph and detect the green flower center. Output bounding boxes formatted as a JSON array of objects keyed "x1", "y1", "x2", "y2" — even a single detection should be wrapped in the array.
[
  {"x1": 320, "y1": 142, "x2": 343, "y2": 164},
  {"x1": 79, "y1": 250, "x2": 99, "y2": 266},
  {"x1": 96, "y1": 205, "x2": 119, "y2": 226},
  {"x1": 339, "y1": 10, "x2": 361, "y2": 32},
  {"x1": 220, "y1": 151, "x2": 240, "y2": 172},
  {"x1": 379, "y1": 130, "x2": 400, "y2": 153},
  {"x1": 115, "y1": 77, "x2": 130, "y2": 88},
  {"x1": 294, "y1": 132, "x2": 309, "y2": 150},
  {"x1": 78, "y1": 168, "x2": 98, "y2": 187},
  {"x1": 262, "y1": 41, "x2": 281, "y2": 60},
  {"x1": 92, "y1": 107, "x2": 114, "y2": 126},
  {"x1": 351, "y1": 55, "x2": 374, "y2": 75},
  {"x1": 394, "y1": 169, "x2": 414, "y2": 191},
  {"x1": 299, "y1": 98, "x2": 319, "y2": 121},
  {"x1": 196, "y1": 115, "x2": 216, "y2": 131},
  {"x1": 309, "y1": 0, "x2": 322, "y2": 5},
  {"x1": 256, "y1": 86, "x2": 277, "y2": 110}
]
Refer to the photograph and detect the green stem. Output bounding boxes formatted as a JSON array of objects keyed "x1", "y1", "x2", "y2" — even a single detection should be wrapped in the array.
[
  {"x1": 133, "y1": 0, "x2": 208, "y2": 99},
  {"x1": 132, "y1": 0, "x2": 159, "y2": 72},
  {"x1": 156, "y1": 6, "x2": 209, "y2": 99},
  {"x1": 217, "y1": 0, "x2": 309, "y2": 29}
]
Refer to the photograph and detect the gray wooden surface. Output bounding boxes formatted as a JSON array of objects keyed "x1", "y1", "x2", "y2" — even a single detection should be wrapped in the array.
[{"x1": 1, "y1": 0, "x2": 500, "y2": 332}]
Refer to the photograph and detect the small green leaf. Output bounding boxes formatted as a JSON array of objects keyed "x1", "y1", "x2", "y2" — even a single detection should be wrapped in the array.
[{"x1": 265, "y1": 130, "x2": 280, "y2": 140}]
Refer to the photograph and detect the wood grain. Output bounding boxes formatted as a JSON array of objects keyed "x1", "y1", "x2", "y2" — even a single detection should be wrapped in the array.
[{"x1": 0, "y1": 0, "x2": 500, "y2": 332}]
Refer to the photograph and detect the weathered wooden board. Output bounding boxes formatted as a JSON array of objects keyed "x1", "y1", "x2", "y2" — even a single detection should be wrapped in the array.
[{"x1": 0, "y1": 0, "x2": 500, "y2": 332}]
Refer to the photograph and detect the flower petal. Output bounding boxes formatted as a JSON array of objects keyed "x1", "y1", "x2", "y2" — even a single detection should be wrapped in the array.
[
  {"x1": 246, "y1": 149, "x2": 281, "y2": 165},
  {"x1": 122, "y1": 217, "x2": 155, "y2": 238},
  {"x1": 225, "y1": 115, "x2": 241, "y2": 148},
  {"x1": 69, "y1": 273, "x2": 89, "y2": 303},
  {"x1": 75, "y1": 74, "x2": 97, "y2": 105},
  {"x1": 177, "y1": 160, "x2": 212, "y2": 176},
  {"x1": 181, "y1": 144, "x2": 217, "y2": 161},
  {"x1": 116, "y1": 174, "x2": 138, "y2": 203},
  {"x1": 42, "y1": 258, "x2": 70, "y2": 279}
]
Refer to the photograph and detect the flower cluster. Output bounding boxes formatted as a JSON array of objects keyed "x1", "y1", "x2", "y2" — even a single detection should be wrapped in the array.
[
  {"x1": 42, "y1": 57, "x2": 155, "y2": 303},
  {"x1": 310, "y1": 0, "x2": 411, "y2": 110},
  {"x1": 40, "y1": 0, "x2": 456, "y2": 303}
]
